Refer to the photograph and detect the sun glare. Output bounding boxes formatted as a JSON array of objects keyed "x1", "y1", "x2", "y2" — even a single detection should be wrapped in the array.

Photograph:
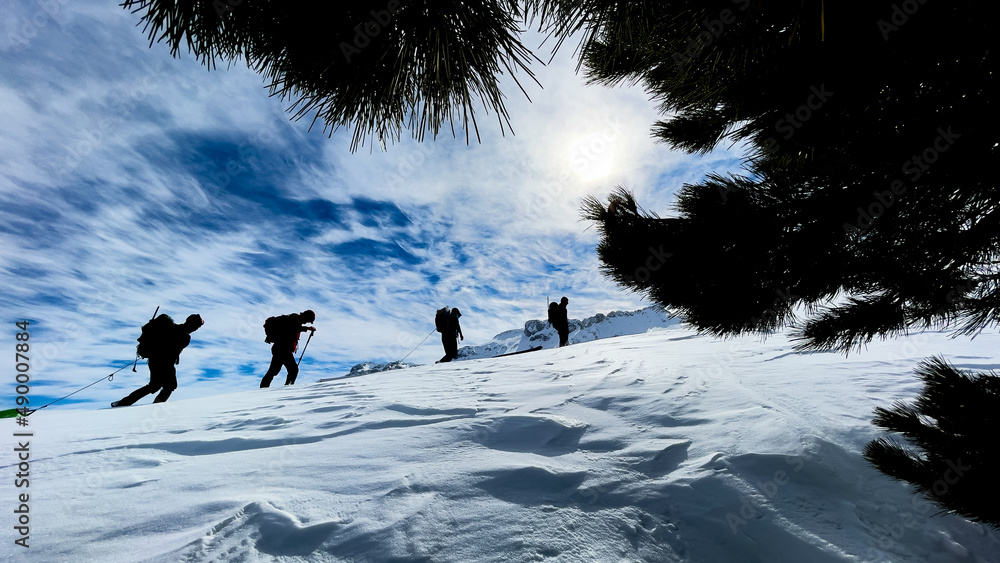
[{"x1": 566, "y1": 132, "x2": 618, "y2": 183}]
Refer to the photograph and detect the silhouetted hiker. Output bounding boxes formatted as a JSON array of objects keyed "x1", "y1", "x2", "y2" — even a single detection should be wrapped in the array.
[
  {"x1": 548, "y1": 296, "x2": 570, "y2": 347},
  {"x1": 260, "y1": 310, "x2": 316, "y2": 387},
  {"x1": 437, "y1": 307, "x2": 464, "y2": 363},
  {"x1": 113, "y1": 313, "x2": 204, "y2": 407}
]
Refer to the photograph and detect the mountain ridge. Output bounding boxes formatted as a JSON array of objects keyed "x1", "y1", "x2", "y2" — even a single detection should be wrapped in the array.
[{"x1": 343, "y1": 306, "x2": 677, "y2": 376}]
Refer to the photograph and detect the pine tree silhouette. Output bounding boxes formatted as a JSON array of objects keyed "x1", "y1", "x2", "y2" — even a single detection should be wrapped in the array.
[{"x1": 863, "y1": 357, "x2": 999, "y2": 528}]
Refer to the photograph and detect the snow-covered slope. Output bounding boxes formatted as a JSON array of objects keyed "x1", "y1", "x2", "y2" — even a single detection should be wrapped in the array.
[
  {"x1": 6, "y1": 324, "x2": 1000, "y2": 562},
  {"x1": 455, "y1": 306, "x2": 678, "y2": 360},
  {"x1": 342, "y1": 306, "x2": 675, "y2": 373},
  {"x1": 335, "y1": 361, "x2": 418, "y2": 379}
]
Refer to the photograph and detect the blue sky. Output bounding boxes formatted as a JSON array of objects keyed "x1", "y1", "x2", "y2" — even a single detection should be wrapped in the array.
[{"x1": 1, "y1": 1, "x2": 743, "y2": 409}]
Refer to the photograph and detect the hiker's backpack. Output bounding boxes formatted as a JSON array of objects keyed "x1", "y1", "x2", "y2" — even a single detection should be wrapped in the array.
[
  {"x1": 136, "y1": 314, "x2": 175, "y2": 359},
  {"x1": 548, "y1": 302, "x2": 558, "y2": 324},
  {"x1": 435, "y1": 307, "x2": 451, "y2": 333},
  {"x1": 264, "y1": 314, "x2": 288, "y2": 344},
  {"x1": 263, "y1": 316, "x2": 277, "y2": 343}
]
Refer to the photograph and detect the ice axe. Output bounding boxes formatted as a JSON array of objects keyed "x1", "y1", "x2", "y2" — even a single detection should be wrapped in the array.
[
  {"x1": 297, "y1": 329, "x2": 314, "y2": 366},
  {"x1": 133, "y1": 305, "x2": 159, "y2": 372}
]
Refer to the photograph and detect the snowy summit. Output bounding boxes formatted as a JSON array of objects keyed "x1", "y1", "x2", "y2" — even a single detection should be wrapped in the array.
[{"x1": 7, "y1": 321, "x2": 1000, "y2": 562}]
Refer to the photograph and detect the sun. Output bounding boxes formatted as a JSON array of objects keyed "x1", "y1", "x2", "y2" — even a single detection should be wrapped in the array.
[{"x1": 566, "y1": 132, "x2": 618, "y2": 183}]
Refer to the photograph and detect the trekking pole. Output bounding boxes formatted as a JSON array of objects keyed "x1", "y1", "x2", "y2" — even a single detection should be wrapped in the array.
[
  {"x1": 25, "y1": 361, "x2": 134, "y2": 416},
  {"x1": 133, "y1": 305, "x2": 159, "y2": 372},
  {"x1": 297, "y1": 330, "x2": 314, "y2": 366},
  {"x1": 398, "y1": 328, "x2": 436, "y2": 364}
]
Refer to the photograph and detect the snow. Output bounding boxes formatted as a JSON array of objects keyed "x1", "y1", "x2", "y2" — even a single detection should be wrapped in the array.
[
  {"x1": 454, "y1": 306, "x2": 677, "y2": 360},
  {"x1": 5, "y1": 322, "x2": 1000, "y2": 562}
]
